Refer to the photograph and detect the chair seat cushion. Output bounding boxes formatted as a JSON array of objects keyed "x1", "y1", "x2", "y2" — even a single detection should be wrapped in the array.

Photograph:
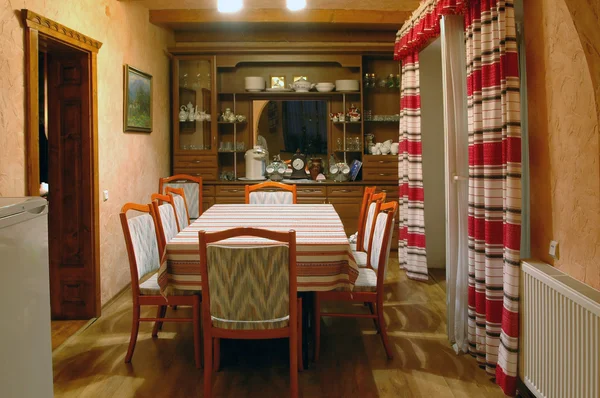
[
  {"x1": 353, "y1": 268, "x2": 378, "y2": 292},
  {"x1": 139, "y1": 273, "x2": 161, "y2": 295},
  {"x1": 139, "y1": 273, "x2": 196, "y2": 296},
  {"x1": 352, "y1": 250, "x2": 368, "y2": 268},
  {"x1": 211, "y1": 316, "x2": 289, "y2": 330}
]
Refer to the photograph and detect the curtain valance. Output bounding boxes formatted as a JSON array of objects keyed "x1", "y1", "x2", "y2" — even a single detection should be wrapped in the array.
[{"x1": 394, "y1": 0, "x2": 467, "y2": 60}]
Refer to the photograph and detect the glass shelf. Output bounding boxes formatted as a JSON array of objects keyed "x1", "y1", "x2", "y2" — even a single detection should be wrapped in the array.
[
  {"x1": 217, "y1": 121, "x2": 247, "y2": 124},
  {"x1": 332, "y1": 121, "x2": 361, "y2": 125}
]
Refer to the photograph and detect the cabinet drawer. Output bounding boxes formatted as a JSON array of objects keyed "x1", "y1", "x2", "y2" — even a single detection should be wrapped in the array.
[
  {"x1": 363, "y1": 155, "x2": 398, "y2": 169},
  {"x1": 327, "y1": 185, "x2": 363, "y2": 197},
  {"x1": 296, "y1": 185, "x2": 327, "y2": 197},
  {"x1": 173, "y1": 167, "x2": 218, "y2": 181},
  {"x1": 174, "y1": 155, "x2": 217, "y2": 169},
  {"x1": 203, "y1": 185, "x2": 215, "y2": 196},
  {"x1": 297, "y1": 197, "x2": 327, "y2": 204},
  {"x1": 215, "y1": 196, "x2": 245, "y2": 204},
  {"x1": 215, "y1": 185, "x2": 245, "y2": 197},
  {"x1": 362, "y1": 170, "x2": 397, "y2": 181},
  {"x1": 375, "y1": 185, "x2": 399, "y2": 199}
]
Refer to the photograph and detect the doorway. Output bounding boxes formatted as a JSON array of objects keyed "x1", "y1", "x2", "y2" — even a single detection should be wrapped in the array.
[{"x1": 24, "y1": 10, "x2": 102, "y2": 321}]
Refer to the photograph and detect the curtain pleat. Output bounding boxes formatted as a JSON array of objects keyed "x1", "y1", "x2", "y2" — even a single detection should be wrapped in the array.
[
  {"x1": 465, "y1": 1, "x2": 522, "y2": 395},
  {"x1": 398, "y1": 52, "x2": 429, "y2": 281}
]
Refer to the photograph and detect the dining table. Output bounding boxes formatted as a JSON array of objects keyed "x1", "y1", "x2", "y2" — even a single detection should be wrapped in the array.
[{"x1": 157, "y1": 203, "x2": 359, "y2": 296}]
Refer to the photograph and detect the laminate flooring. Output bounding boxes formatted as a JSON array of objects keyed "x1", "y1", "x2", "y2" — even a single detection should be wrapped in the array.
[
  {"x1": 51, "y1": 320, "x2": 89, "y2": 351},
  {"x1": 52, "y1": 258, "x2": 504, "y2": 397}
]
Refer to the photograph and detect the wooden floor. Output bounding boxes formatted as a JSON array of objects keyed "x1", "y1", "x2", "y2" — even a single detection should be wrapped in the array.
[
  {"x1": 51, "y1": 320, "x2": 89, "y2": 351},
  {"x1": 52, "y1": 258, "x2": 504, "y2": 397}
]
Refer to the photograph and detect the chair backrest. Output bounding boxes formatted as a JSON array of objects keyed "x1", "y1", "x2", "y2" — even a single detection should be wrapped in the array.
[
  {"x1": 159, "y1": 174, "x2": 203, "y2": 219},
  {"x1": 119, "y1": 203, "x2": 161, "y2": 295},
  {"x1": 151, "y1": 193, "x2": 181, "y2": 251},
  {"x1": 363, "y1": 192, "x2": 386, "y2": 252},
  {"x1": 165, "y1": 187, "x2": 190, "y2": 230},
  {"x1": 368, "y1": 201, "x2": 398, "y2": 285},
  {"x1": 198, "y1": 227, "x2": 297, "y2": 331},
  {"x1": 356, "y1": 186, "x2": 376, "y2": 251},
  {"x1": 245, "y1": 181, "x2": 297, "y2": 204}
]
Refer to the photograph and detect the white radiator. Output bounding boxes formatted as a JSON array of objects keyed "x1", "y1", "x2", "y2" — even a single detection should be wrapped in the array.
[{"x1": 521, "y1": 261, "x2": 600, "y2": 398}]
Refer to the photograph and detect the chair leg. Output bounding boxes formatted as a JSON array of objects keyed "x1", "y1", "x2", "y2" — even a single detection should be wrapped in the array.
[
  {"x1": 193, "y1": 296, "x2": 202, "y2": 369},
  {"x1": 377, "y1": 301, "x2": 393, "y2": 359},
  {"x1": 213, "y1": 338, "x2": 220, "y2": 372},
  {"x1": 297, "y1": 298, "x2": 303, "y2": 372},
  {"x1": 152, "y1": 305, "x2": 167, "y2": 337},
  {"x1": 314, "y1": 294, "x2": 321, "y2": 362},
  {"x1": 203, "y1": 335, "x2": 213, "y2": 398},
  {"x1": 125, "y1": 305, "x2": 140, "y2": 363},
  {"x1": 289, "y1": 308, "x2": 299, "y2": 398},
  {"x1": 367, "y1": 302, "x2": 380, "y2": 333}
]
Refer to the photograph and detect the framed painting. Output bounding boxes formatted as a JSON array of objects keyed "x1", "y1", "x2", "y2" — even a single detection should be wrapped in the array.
[
  {"x1": 270, "y1": 75, "x2": 286, "y2": 89},
  {"x1": 124, "y1": 65, "x2": 153, "y2": 132}
]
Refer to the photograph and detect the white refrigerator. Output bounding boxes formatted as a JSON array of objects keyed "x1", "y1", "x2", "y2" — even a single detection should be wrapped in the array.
[{"x1": 0, "y1": 197, "x2": 54, "y2": 397}]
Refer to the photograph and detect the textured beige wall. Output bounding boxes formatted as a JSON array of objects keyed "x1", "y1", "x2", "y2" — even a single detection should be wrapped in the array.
[
  {"x1": 0, "y1": 0, "x2": 174, "y2": 305},
  {"x1": 525, "y1": 0, "x2": 600, "y2": 289},
  {"x1": 419, "y1": 38, "x2": 446, "y2": 269}
]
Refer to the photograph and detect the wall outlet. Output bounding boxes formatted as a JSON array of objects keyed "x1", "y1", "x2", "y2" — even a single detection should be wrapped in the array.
[
  {"x1": 103, "y1": 190, "x2": 109, "y2": 202},
  {"x1": 549, "y1": 240, "x2": 559, "y2": 259}
]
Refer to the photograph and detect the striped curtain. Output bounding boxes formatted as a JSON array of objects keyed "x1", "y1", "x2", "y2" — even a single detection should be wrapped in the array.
[
  {"x1": 398, "y1": 52, "x2": 428, "y2": 281},
  {"x1": 465, "y1": 1, "x2": 522, "y2": 396}
]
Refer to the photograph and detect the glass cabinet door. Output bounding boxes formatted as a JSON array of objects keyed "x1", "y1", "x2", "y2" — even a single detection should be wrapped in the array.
[{"x1": 174, "y1": 57, "x2": 214, "y2": 152}]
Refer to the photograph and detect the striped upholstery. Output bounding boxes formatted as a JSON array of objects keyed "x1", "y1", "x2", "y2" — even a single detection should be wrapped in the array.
[
  {"x1": 158, "y1": 204, "x2": 179, "y2": 243},
  {"x1": 171, "y1": 194, "x2": 189, "y2": 230},
  {"x1": 164, "y1": 182, "x2": 200, "y2": 219},
  {"x1": 370, "y1": 212, "x2": 395, "y2": 278},
  {"x1": 127, "y1": 214, "x2": 160, "y2": 280},
  {"x1": 249, "y1": 191, "x2": 294, "y2": 205},
  {"x1": 206, "y1": 244, "x2": 290, "y2": 330},
  {"x1": 363, "y1": 203, "x2": 377, "y2": 251},
  {"x1": 352, "y1": 251, "x2": 367, "y2": 267}
]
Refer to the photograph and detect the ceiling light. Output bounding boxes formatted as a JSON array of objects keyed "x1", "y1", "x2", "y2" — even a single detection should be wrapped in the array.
[
  {"x1": 217, "y1": 0, "x2": 243, "y2": 13},
  {"x1": 287, "y1": 0, "x2": 306, "y2": 11}
]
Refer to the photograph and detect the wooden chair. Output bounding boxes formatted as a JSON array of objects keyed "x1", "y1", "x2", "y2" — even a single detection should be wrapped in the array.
[
  {"x1": 353, "y1": 192, "x2": 386, "y2": 267},
  {"x1": 119, "y1": 203, "x2": 201, "y2": 368},
  {"x1": 159, "y1": 174, "x2": 203, "y2": 219},
  {"x1": 165, "y1": 186, "x2": 191, "y2": 230},
  {"x1": 353, "y1": 186, "x2": 377, "y2": 252},
  {"x1": 315, "y1": 201, "x2": 398, "y2": 361},
  {"x1": 244, "y1": 181, "x2": 297, "y2": 204},
  {"x1": 198, "y1": 227, "x2": 302, "y2": 398},
  {"x1": 151, "y1": 193, "x2": 181, "y2": 251}
]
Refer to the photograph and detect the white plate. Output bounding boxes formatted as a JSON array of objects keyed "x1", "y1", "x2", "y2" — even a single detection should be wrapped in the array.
[
  {"x1": 266, "y1": 88, "x2": 294, "y2": 92},
  {"x1": 237, "y1": 176, "x2": 266, "y2": 181}
]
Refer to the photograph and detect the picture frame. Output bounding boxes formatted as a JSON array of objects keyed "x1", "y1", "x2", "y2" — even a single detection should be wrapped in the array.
[
  {"x1": 270, "y1": 75, "x2": 286, "y2": 89},
  {"x1": 124, "y1": 65, "x2": 153, "y2": 132},
  {"x1": 293, "y1": 75, "x2": 308, "y2": 82}
]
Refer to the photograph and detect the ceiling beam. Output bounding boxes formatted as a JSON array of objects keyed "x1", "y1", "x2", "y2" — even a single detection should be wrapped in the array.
[{"x1": 149, "y1": 8, "x2": 409, "y2": 30}]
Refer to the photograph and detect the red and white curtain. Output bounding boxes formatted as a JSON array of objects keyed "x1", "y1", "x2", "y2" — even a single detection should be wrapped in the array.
[
  {"x1": 465, "y1": 1, "x2": 522, "y2": 396},
  {"x1": 398, "y1": 52, "x2": 428, "y2": 281}
]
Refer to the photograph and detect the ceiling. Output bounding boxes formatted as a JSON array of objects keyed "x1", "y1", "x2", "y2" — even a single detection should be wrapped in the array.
[{"x1": 119, "y1": 0, "x2": 419, "y2": 33}]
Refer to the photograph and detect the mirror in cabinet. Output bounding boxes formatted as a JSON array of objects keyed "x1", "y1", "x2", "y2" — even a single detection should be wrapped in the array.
[
  {"x1": 252, "y1": 100, "x2": 328, "y2": 163},
  {"x1": 173, "y1": 56, "x2": 216, "y2": 153}
]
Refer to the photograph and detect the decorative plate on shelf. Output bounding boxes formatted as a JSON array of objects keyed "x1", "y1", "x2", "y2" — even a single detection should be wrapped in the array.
[{"x1": 265, "y1": 88, "x2": 294, "y2": 92}]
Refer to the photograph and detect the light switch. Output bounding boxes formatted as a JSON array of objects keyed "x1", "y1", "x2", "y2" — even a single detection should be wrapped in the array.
[
  {"x1": 549, "y1": 240, "x2": 559, "y2": 259},
  {"x1": 103, "y1": 190, "x2": 109, "y2": 202}
]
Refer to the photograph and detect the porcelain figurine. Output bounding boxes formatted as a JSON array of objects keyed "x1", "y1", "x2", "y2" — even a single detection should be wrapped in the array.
[{"x1": 179, "y1": 106, "x2": 188, "y2": 122}]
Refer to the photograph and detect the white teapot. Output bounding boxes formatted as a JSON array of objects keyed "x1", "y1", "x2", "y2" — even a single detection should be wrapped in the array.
[
  {"x1": 188, "y1": 106, "x2": 198, "y2": 122},
  {"x1": 289, "y1": 79, "x2": 315, "y2": 92}
]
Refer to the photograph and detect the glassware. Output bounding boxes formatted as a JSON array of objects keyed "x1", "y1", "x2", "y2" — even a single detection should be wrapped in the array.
[
  {"x1": 386, "y1": 74, "x2": 395, "y2": 88},
  {"x1": 363, "y1": 73, "x2": 370, "y2": 89},
  {"x1": 377, "y1": 77, "x2": 387, "y2": 88},
  {"x1": 181, "y1": 73, "x2": 188, "y2": 88},
  {"x1": 346, "y1": 137, "x2": 353, "y2": 151},
  {"x1": 364, "y1": 109, "x2": 372, "y2": 121},
  {"x1": 370, "y1": 73, "x2": 376, "y2": 88},
  {"x1": 354, "y1": 137, "x2": 361, "y2": 151},
  {"x1": 336, "y1": 138, "x2": 343, "y2": 151}
]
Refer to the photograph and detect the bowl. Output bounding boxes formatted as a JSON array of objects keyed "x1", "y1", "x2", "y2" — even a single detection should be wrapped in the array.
[
  {"x1": 315, "y1": 85, "x2": 335, "y2": 92},
  {"x1": 335, "y1": 79, "x2": 359, "y2": 92},
  {"x1": 244, "y1": 76, "x2": 265, "y2": 91}
]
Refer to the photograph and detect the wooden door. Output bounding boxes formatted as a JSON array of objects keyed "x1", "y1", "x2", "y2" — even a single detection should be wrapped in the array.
[{"x1": 47, "y1": 50, "x2": 97, "y2": 319}]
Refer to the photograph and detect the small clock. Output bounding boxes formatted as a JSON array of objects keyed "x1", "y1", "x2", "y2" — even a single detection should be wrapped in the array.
[{"x1": 290, "y1": 150, "x2": 307, "y2": 179}]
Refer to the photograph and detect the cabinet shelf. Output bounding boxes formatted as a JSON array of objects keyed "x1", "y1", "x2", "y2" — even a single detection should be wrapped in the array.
[
  {"x1": 217, "y1": 121, "x2": 247, "y2": 124},
  {"x1": 364, "y1": 119, "x2": 400, "y2": 123},
  {"x1": 217, "y1": 91, "x2": 360, "y2": 97},
  {"x1": 332, "y1": 121, "x2": 361, "y2": 125},
  {"x1": 334, "y1": 150, "x2": 363, "y2": 153}
]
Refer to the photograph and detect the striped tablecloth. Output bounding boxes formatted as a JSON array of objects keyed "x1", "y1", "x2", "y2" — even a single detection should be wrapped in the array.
[{"x1": 157, "y1": 204, "x2": 359, "y2": 295}]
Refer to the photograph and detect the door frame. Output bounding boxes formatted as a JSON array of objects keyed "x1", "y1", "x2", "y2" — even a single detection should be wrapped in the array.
[{"x1": 23, "y1": 9, "x2": 102, "y2": 317}]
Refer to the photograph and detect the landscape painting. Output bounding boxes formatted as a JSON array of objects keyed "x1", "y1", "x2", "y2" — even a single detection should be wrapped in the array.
[{"x1": 124, "y1": 65, "x2": 152, "y2": 132}]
